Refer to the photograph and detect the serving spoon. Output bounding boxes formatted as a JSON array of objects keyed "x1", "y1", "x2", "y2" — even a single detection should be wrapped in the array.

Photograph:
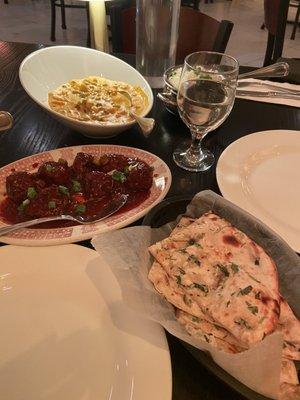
[
  {"x1": 238, "y1": 62, "x2": 289, "y2": 80},
  {"x1": 0, "y1": 193, "x2": 127, "y2": 237},
  {"x1": 118, "y1": 91, "x2": 155, "y2": 135}
]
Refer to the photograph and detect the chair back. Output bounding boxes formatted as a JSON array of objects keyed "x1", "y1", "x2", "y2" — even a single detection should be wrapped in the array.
[
  {"x1": 109, "y1": 2, "x2": 136, "y2": 54},
  {"x1": 263, "y1": 0, "x2": 289, "y2": 65},
  {"x1": 181, "y1": 0, "x2": 200, "y2": 9},
  {"x1": 108, "y1": 4, "x2": 234, "y2": 63},
  {"x1": 176, "y1": 7, "x2": 233, "y2": 63}
]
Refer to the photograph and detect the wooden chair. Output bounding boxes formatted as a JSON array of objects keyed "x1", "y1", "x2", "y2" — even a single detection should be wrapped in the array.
[
  {"x1": 50, "y1": 0, "x2": 91, "y2": 47},
  {"x1": 108, "y1": 5, "x2": 233, "y2": 64},
  {"x1": 263, "y1": 0, "x2": 289, "y2": 66},
  {"x1": 176, "y1": 7, "x2": 233, "y2": 63},
  {"x1": 290, "y1": 0, "x2": 300, "y2": 40},
  {"x1": 106, "y1": 0, "x2": 135, "y2": 53},
  {"x1": 181, "y1": 0, "x2": 200, "y2": 9}
]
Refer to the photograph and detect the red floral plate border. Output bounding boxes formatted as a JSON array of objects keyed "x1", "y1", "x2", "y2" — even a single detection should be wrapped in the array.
[{"x1": 0, "y1": 145, "x2": 172, "y2": 246}]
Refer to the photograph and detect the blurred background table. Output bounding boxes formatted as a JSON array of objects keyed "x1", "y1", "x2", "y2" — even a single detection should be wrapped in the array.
[{"x1": 0, "y1": 40, "x2": 300, "y2": 400}]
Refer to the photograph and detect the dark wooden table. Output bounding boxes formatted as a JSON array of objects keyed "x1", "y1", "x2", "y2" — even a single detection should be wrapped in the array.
[{"x1": 0, "y1": 40, "x2": 299, "y2": 400}]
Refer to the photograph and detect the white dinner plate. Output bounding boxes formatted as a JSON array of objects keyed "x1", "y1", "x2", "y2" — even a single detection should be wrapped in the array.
[
  {"x1": 0, "y1": 244, "x2": 172, "y2": 400},
  {"x1": 217, "y1": 130, "x2": 300, "y2": 252},
  {"x1": 0, "y1": 144, "x2": 171, "y2": 246}
]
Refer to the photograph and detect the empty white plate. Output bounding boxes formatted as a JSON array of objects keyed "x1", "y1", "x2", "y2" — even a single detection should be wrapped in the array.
[
  {"x1": 0, "y1": 245, "x2": 171, "y2": 400},
  {"x1": 217, "y1": 130, "x2": 300, "y2": 252}
]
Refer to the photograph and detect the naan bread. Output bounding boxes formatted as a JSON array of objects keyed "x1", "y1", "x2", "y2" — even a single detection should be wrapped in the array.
[
  {"x1": 279, "y1": 383, "x2": 300, "y2": 400},
  {"x1": 149, "y1": 212, "x2": 279, "y2": 300},
  {"x1": 278, "y1": 300, "x2": 300, "y2": 360},
  {"x1": 149, "y1": 212, "x2": 280, "y2": 346},
  {"x1": 176, "y1": 309, "x2": 246, "y2": 353},
  {"x1": 279, "y1": 360, "x2": 300, "y2": 400},
  {"x1": 148, "y1": 261, "x2": 207, "y2": 319},
  {"x1": 171, "y1": 216, "x2": 196, "y2": 235},
  {"x1": 280, "y1": 359, "x2": 299, "y2": 385},
  {"x1": 148, "y1": 260, "x2": 246, "y2": 353},
  {"x1": 148, "y1": 212, "x2": 300, "y2": 398}
]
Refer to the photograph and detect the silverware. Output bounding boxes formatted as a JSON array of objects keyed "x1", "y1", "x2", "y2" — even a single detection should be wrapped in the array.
[
  {"x1": 238, "y1": 62, "x2": 289, "y2": 80},
  {"x1": 118, "y1": 90, "x2": 155, "y2": 135},
  {"x1": 157, "y1": 92, "x2": 177, "y2": 106},
  {"x1": 236, "y1": 89, "x2": 300, "y2": 100},
  {"x1": 0, "y1": 111, "x2": 13, "y2": 132},
  {"x1": 159, "y1": 62, "x2": 291, "y2": 114},
  {"x1": 0, "y1": 193, "x2": 127, "y2": 237},
  {"x1": 238, "y1": 81, "x2": 300, "y2": 95}
]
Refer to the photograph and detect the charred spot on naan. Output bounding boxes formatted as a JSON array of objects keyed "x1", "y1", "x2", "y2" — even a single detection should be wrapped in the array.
[{"x1": 223, "y1": 234, "x2": 241, "y2": 247}]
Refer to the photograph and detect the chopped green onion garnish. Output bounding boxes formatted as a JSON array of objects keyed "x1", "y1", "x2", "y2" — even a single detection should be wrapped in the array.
[
  {"x1": 59, "y1": 185, "x2": 69, "y2": 196},
  {"x1": 238, "y1": 285, "x2": 253, "y2": 296},
  {"x1": 187, "y1": 254, "x2": 201, "y2": 266},
  {"x1": 246, "y1": 302, "x2": 258, "y2": 315},
  {"x1": 18, "y1": 199, "x2": 30, "y2": 212},
  {"x1": 231, "y1": 263, "x2": 239, "y2": 273},
  {"x1": 45, "y1": 164, "x2": 54, "y2": 173},
  {"x1": 17, "y1": 204, "x2": 24, "y2": 212},
  {"x1": 217, "y1": 264, "x2": 229, "y2": 277},
  {"x1": 48, "y1": 200, "x2": 56, "y2": 209},
  {"x1": 75, "y1": 204, "x2": 86, "y2": 214},
  {"x1": 234, "y1": 318, "x2": 251, "y2": 330},
  {"x1": 27, "y1": 187, "x2": 37, "y2": 199},
  {"x1": 112, "y1": 170, "x2": 126, "y2": 183},
  {"x1": 72, "y1": 180, "x2": 82, "y2": 193}
]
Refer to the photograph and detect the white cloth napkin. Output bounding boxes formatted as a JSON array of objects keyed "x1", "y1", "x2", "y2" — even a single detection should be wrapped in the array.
[{"x1": 236, "y1": 78, "x2": 300, "y2": 108}]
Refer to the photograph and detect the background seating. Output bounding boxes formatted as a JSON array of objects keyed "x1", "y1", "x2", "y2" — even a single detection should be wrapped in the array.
[
  {"x1": 108, "y1": 3, "x2": 233, "y2": 63},
  {"x1": 263, "y1": 0, "x2": 289, "y2": 66},
  {"x1": 50, "y1": 0, "x2": 91, "y2": 47},
  {"x1": 290, "y1": 0, "x2": 300, "y2": 40}
]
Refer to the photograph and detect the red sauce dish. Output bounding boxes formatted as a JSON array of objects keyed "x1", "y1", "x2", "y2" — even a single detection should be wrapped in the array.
[{"x1": 0, "y1": 152, "x2": 153, "y2": 227}]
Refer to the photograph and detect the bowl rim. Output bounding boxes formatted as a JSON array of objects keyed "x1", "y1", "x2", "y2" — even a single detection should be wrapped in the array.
[
  {"x1": 19, "y1": 45, "x2": 154, "y2": 128},
  {"x1": 163, "y1": 64, "x2": 182, "y2": 93}
]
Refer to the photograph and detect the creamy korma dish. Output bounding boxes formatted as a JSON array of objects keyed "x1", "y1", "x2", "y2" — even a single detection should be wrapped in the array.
[{"x1": 48, "y1": 76, "x2": 148, "y2": 124}]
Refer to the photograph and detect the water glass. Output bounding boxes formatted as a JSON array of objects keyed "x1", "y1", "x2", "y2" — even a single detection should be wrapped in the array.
[
  {"x1": 136, "y1": 0, "x2": 181, "y2": 88},
  {"x1": 174, "y1": 51, "x2": 239, "y2": 172}
]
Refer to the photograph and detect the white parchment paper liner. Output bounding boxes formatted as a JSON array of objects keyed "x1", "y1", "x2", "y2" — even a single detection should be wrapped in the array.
[{"x1": 92, "y1": 190, "x2": 300, "y2": 400}]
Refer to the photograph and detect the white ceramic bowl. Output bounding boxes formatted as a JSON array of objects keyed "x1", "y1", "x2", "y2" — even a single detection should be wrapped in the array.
[{"x1": 19, "y1": 46, "x2": 153, "y2": 138}]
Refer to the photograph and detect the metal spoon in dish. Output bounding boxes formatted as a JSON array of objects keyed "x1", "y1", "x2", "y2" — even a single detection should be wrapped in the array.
[
  {"x1": 0, "y1": 193, "x2": 127, "y2": 237},
  {"x1": 118, "y1": 91, "x2": 155, "y2": 135},
  {"x1": 238, "y1": 62, "x2": 289, "y2": 80}
]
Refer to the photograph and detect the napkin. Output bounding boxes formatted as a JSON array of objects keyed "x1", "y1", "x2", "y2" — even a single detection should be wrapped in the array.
[{"x1": 236, "y1": 78, "x2": 300, "y2": 108}]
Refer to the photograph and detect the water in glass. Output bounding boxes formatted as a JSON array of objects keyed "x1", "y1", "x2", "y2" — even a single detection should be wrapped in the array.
[{"x1": 174, "y1": 52, "x2": 239, "y2": 172}]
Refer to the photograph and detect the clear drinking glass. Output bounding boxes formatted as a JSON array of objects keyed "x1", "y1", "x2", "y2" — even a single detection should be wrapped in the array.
[
  {"x1": 174, "y1": 51, "x2": 239, "y2": 172},
  {"x1": 136, "y1": 0, "x2": 180, "y2": 88}
]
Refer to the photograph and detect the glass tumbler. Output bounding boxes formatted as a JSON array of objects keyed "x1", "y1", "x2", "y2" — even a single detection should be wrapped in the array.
[{"x1": 136, "y1": 0, "x2": 181, "y2": 88}]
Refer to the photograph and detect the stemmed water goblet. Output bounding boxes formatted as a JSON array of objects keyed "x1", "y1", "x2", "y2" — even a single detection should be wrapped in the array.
[{"x1": 174, "y1": 51, "x2": 239, "y2": 172}]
